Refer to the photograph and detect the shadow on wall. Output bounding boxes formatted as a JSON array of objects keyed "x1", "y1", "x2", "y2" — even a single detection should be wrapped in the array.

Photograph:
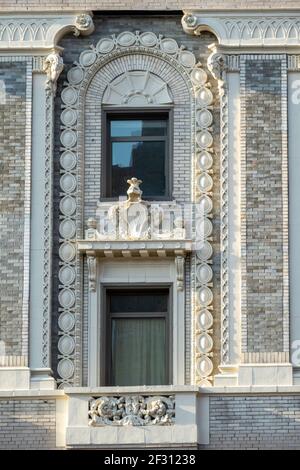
[{"x1": 0, "y1": 399, "x2": 56, "y2": 450}]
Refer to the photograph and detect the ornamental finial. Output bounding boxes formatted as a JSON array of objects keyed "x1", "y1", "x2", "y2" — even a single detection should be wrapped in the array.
[{"x1": 126, "y1": 177, "x2": 143, "y2": 203}]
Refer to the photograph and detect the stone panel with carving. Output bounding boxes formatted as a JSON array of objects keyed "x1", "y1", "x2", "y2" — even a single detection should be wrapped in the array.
[{"x1": 89, "y1": 395, "x2": 175, "y2": 426}]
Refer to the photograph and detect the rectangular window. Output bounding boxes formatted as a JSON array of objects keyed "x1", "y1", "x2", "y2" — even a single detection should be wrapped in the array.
[
  {"x1": 105, "y1": 288, "x2": 171, "y2": 386},
  {"x1": 102, "y1": 110, "x2": 171, "y2": 200}
]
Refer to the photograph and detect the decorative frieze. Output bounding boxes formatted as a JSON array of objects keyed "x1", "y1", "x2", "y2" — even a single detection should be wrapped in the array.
[
  {"x1": 89, "y1": 395, "x2": 175, "y2": 426},
  {"x1": 182, "y1": 12, "x2": 300, "y2": 48},
  {"x1": 0, "y1": 13, "x2": 94, "y2": 50}
]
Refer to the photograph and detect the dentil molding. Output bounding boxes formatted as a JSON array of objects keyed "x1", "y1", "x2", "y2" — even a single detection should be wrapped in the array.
[
  {"x1": 182, "y1": 11, "x2": 300, "y2": 48},
  {"x1": 0, "y1": 12, "x2": 94, "y2": 51}
]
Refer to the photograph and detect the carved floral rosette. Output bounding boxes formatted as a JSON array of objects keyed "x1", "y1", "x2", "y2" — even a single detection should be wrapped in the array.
[
  {"x1": 58, "y1": 30, "x2": 214, "y2": 386},
  {"x1": 88, "y1": 395, "x2": 175, "y2": 426}
]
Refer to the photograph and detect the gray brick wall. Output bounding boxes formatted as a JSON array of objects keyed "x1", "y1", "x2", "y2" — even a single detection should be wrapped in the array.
[
  {"x1": 242, "y1": 58, "x2": 284, "y2": 355},
  {"x1": 52, "y1": 14, "x2": 221, "y2": 383},
  {"x1": 0, "y1": 399, "x2": 56, "y2": 449},
  {"x1": 201, "y1": 395, "x2": 300, "y2": 450},
  {"x1": 0, "y1": 63, "x2": 26, "y2": 358}
]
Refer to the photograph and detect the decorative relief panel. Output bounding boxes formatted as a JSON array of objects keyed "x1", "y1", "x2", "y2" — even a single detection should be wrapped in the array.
[
  {"x1": 58, "y1": 30, "x2": 214, "y2": 387},
  {"x1": 103, "y1": 71, "x2": 173, "y2": 106},
  {"x1": 89, "y1": 395, "x2": 175, "y2": 426},
  {"x1": 0, "y1": 20, "x2": 49, "y2": 42},
  {"x1": 222, "y1": 17, "x2": 300, "y2": 42}
]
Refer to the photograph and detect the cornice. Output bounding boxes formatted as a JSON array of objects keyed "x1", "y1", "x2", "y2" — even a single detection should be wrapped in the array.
[
  {"x1": 182, "y1": 10, "x2": 300, "y2": 49},
  {"x1": 0, "y1": 12, "x2": 94, "y2": 51}
]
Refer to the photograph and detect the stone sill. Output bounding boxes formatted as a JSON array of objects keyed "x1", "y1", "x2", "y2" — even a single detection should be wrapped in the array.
[
  {"x1": 65, "y1": 385, "x2": 199, "y2": 395},
  {"x1": 65, "y1": 384, "x2": 300, "y2": 396},
  {"x1": 58, "y1": 384, "x2": 300, "y2": 395},
  {"x1": 0, "y1": 390, "x2": 65, "y2": 398},
  {"x1": 199, "y1": 385, "x2": 300, "y2": 394},
  {"x1": 3, "y1": 385, "x2": 300, "y2": 398}
]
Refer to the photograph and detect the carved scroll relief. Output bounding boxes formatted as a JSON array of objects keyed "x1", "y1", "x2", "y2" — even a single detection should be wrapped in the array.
[{"x1": 89, "y1": 395, "x2": 175, "y2": 426}]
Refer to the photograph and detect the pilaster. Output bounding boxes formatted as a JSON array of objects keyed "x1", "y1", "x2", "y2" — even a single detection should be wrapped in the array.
[
  {"x1": 182, "y1": 10, "x2": 293, "y2": 387},
  {"x1": 0, "y1": 12, "x2": 94, "y2": 391}
]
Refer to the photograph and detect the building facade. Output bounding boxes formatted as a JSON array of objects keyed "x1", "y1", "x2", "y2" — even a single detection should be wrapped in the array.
[{"x1": 1, "y1": 1, "x2": 300, "y2": 449}]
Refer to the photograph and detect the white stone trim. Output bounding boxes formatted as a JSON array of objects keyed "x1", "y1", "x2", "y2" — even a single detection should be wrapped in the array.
[
  {"x1": 0, "y1": 13, "x2": 94, "y2": 51},
  {"x1": 41, "y1": 50, "x2": 65, "y2": 369},
  {"x1": 0, "y1": 368, "x2": 30, "y2": 391},
  {"x1": 206, "y1": 50, "x2": 232, "y2": 374},
  {"x1": 102, "y1": 70, "x2": 173, "y2": 106},
  {"x1": 213, "y1": 69, "x2": 241, "y2": 383},
  {"x1": 182, "y1": 12, "x2": 300, "y2": 48},
  {"x1": 65, "y1": 387, "x2": 199, "y2": 448},
  {"x1": 58, "y1": 31, "x2": 215, "y2": 388},
  {"x1": 93, "y1": 258, "x2": 185, "y2": 387},
  {"x1": 227, "y1": 71, "x2": 241, "y2": 367},
  {"x1": 30, "y1": 51, "x2": 64, "y2": 376},
  {"x1": 30, "y1": 72, "x2": 47, "y2": 370},
  {"x1": 288, "y1": 70, "x2": 300, "y2": 371},
  {"x1": 55, "y1": 395, "x2": 68, "y2": 448},
  {"x1": 41, "y1": 83, "x2": 54, "y2": 368}
]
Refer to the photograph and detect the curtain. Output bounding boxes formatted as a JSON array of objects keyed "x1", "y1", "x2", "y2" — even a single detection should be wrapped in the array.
[{"x1": 111, "y1": 318, "x2": 166, "y2": 386}]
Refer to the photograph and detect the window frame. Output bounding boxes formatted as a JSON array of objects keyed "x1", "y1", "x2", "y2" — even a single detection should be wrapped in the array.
[
  {"x1": 101, "y1": 284, "x2": 173, "y2": 386},
  {"x1": 101, "y1": 107, "x2": 173, "y2": 201}
]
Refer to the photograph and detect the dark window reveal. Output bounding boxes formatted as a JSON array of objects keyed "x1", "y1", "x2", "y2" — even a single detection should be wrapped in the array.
[
  {"x1": 105, "y1": 289, "x2": 171, "y2": 386},
  {"x1": 103, "y1": 111, "x2": 171, "y2": 199}
]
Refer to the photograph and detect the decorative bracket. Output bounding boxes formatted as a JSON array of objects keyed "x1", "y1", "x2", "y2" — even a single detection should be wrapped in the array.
[
  {"x1": 86, "y1": 251, "x2": 97, "y2": 293},
  {"x1": 43, "y1": 49, "x2": 64, "y2": 95},
  {"x1": 175, "y1": 255, "x2": 185, "y2": 291},
  {"x1": 207, "y1": 46, "x2": 227, "y2": 97},
  {"x1": 73, "y1": 14, "x2": 94, "y2": 37}
]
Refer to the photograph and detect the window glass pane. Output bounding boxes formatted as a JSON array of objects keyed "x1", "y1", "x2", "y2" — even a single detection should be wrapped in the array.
[
  {"x1": 111, "y1": 141, "x2": 166, "y2": 197},
  {"x1": 110, "y1": 119, "x2": 167, "y2": 137},
  {"x1": 110, "y1": 291, "x2": 168, "y2": 313},
  {"x1": 111, "y1": 318, "x2": 166, "y2": 386}
]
